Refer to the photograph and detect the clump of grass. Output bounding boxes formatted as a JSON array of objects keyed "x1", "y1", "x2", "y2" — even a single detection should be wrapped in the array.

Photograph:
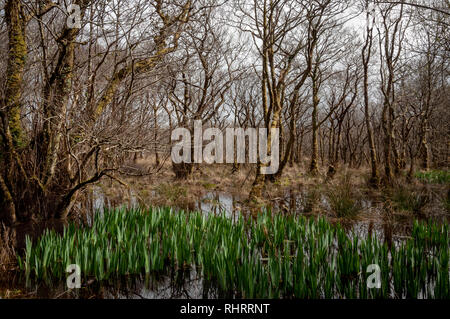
[
  {"x1": 154, "y1": 183, "x2": 187, "y2": 201},
  {"x1": 416, "y1": 170, "x2": 450, "y2": 184},
  {"x1": 387, "y1": 187, "x2": 430, "y2": 215},
  {"x1": 326, "y1": 174, "x2": 361, "y2": 218},
  {"x1": 327, "y1": 192, "x2": 361, "y2": 218},
  {"x1": 300, "y1": 188, "x2": 320, "y2": 213},
  {"x1": 202, "y1": 182, "x2": 217, "y2": 190},
  {"x1": 18, "y1": 208, "x2": 450, "y2": 299}
]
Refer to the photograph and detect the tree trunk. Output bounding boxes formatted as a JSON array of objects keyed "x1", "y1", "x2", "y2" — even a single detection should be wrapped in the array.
[
  {"x1": 310, "y1": 77, "x2": 320, "y2": 175},
  {"x1": 249, "y1": 162, "x2": 266, "y2": 201},
  {"x1": 382, "y1": 101, "x2": 393, "y2": 183},
  {"x1": 172, "y1": 162, "x2": 193, "y2": 179},
  {"x1": 0, "y1": 0, "x2": 27, "y2": 224},
  {"x1": 420, "y1": 120, "x2": 430, "y2": 170},
  {"x1": 4, "y1": 0, "x2": 26, "y2": 147},
  {"x1": 361, "y1": 6, "x2": 380, "y2": 187}
]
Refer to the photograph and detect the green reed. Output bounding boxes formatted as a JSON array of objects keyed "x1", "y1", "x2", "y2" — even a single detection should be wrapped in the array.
[{"x1": 18, "y1": 208, "x2": 450, "y2": 299}]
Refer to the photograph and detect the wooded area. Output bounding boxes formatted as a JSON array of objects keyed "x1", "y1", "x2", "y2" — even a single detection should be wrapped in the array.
[{"x1": 0, "y1": 0, "x2": 448, "y2": 226}]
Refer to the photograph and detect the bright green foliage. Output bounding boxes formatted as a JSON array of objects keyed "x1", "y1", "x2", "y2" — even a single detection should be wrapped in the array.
[
  {"x1": 416, "y1": 170, "x2": 450, "y2": 184},
  {"x1": 18, "y1": 208, "x2": 450, "y2": 299}
]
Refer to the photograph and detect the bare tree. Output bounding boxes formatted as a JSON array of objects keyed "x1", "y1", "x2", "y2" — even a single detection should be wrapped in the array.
[{"x1": 0, "y1": 0, "x2": 195, "y2": 223}]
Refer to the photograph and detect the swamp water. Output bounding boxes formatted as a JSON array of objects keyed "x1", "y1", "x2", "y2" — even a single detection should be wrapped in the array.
[{"x1": 2, "y1": 187, "x2": 449, "y2": 299}]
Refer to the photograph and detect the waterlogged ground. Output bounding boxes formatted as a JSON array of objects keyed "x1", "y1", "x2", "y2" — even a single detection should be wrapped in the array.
[
  {"x1": 85, "y1": 186, "x2": 444, "y2": 243},
  {"x1": 2, "y1": 179, "x2": 449, "y2": 299}
]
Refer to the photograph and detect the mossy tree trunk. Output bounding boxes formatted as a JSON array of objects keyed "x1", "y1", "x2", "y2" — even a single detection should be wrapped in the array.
[
  {"x1": 0, "y1": 0, "x2": 27, "y2": 224},
  {"x1": 4, "y1": 0, "x2": 26, "y2": 147}
]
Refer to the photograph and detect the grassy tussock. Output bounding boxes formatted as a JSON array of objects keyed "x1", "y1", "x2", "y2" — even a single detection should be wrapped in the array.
[
  {"x1": 299, "y1": 188, "x2": 320, "y2": 214},
  {"x1": 326, "y1": 174, "x2": 361, "y2": 218},
  {"x1": 386, "y1": 186, "x2": 430, "y2": 215}
]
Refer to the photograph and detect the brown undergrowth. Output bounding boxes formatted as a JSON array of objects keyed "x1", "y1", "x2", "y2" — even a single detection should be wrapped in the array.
[{"x1": 92, "y1": 158, "x2": 449, "y2": 225}]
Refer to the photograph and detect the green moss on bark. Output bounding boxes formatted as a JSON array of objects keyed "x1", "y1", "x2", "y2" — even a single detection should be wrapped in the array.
[{"x1": 5, "y1": 0, "x2": 27, "y2": 147}]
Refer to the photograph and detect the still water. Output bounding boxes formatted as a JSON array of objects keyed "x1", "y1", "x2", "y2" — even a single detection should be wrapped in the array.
[{"x1": 1, "y1": 186, "x2": 443, "y2": 299}]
